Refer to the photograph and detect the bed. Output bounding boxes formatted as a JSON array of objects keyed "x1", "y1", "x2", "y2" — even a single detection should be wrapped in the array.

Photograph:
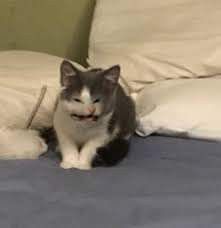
[
  {"x1": 0, "y1": 135, "x2": 220, "y2": 227},
  {"x1": 1, "y1": 0, "x2": 221, "y2": 227}
]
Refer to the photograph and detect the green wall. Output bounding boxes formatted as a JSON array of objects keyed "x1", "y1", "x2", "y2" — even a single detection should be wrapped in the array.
[{"x1": 0, "y1": 0, "x2": 96, "y2": 65}]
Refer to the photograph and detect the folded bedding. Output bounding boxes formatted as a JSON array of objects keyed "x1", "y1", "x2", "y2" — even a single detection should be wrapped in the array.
[
  {"x1": 88, "y1": 0, "x2": 221, "y2": 142},
  {"x1": 0, "y1": 135, "x2": 221, "y2": 228},
  {"x1": 0, "y1": 50, "x2": 84, "y2": 129},
  {"x1": 0, "y1": 50, "x2": 87, "y2": 159},
  {"x1": 1, "y1": 50, "x2": 221, "y2": 143},
  {"x1": 89, "y1": 0, "x2": 221, "y2": 92},
  {"x1": 136, "y1": 78, "x2": 221, "y2": 141}
]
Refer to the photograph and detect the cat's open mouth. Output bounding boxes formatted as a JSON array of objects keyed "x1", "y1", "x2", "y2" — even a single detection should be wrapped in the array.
[{"x1": 70, "y1": 113, "x2": 99, "y2": 122}]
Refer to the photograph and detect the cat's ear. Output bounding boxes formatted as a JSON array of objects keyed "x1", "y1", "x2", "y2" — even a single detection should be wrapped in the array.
[
  {"x1": 103, "y1": 65, "x2": 120, "y2": 87},
  {"x1": 60, "y1": 60, "x2": 79, "y2": 87}
]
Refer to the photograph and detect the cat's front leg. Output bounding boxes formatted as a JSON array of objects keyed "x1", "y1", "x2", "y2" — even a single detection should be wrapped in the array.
[
  {"x1": 77, "y1": 137, "x2": 106, "y2": 170},
  {"x1": 60, "y1": 146, "x2": 79, "y2": 169},
  {"x1": 57, "y1": 134, "x2": 80, "y2": 169}
]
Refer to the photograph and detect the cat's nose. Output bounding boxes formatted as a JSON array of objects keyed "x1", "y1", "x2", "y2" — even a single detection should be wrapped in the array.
[{"x1": 88, "y1": 106, "x2": 96, "y2": 114}]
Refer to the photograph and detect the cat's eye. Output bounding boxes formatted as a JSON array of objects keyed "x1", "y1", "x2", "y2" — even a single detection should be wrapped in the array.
[
  {"x1": 93, "y1": 98, "x2": 100, "y2": 103},
  {"x1": 73, "y1": 98, "x2": 81, "y2": 103}
]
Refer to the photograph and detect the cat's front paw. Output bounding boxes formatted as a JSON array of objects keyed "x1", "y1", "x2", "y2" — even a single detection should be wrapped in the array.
[
  {"x1": 76, "y1": 162, "x2": 92, "y2": 170},
  {"x1": 60, "y1": 161, "x2": 75, "y2": 169},
  {"x1": 60, "y1": 158, "x2": 79, "y2": 169}
]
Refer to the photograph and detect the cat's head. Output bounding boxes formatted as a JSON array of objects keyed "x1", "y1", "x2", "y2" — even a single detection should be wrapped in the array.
[{"x1": 59, "y1": 60, "x2": 120, "y2": 121}]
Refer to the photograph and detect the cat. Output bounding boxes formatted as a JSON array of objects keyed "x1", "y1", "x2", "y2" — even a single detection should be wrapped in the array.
[{"x1": 53, "y1": 60, "x2": 136, "y2": 170}]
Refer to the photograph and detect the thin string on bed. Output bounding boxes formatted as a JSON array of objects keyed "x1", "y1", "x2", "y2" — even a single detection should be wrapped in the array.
[{"x1": 25, "y1": 85, "x2": 47, "y2": 129}]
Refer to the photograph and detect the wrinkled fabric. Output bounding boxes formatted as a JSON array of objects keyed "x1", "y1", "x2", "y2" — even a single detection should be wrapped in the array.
[
  {"x1": 89, "y1": 0, "x2": 221, "y2": 92},
  {"x1": 0, "y1": 136, "x2": 221, "y2": 227},
  {"x1": 0, "y1": 50, "x2": 84, "y2": 129},
  {"x1": 136, "y1": 78, "x2": 221, "y2": 141}
]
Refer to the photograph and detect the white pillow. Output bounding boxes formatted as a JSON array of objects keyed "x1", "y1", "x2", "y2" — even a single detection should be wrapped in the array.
[
  {"x1": 89, "y1": 0, "x2": 221, "y2": 92},
  {"x1": 0, "y1": 50, "x2": 86, "y2": 159},
  {"x1": 136, "y1": 78, "x2": 221, "y2": 141},
  {"x1": 0, "y1": 50, "x2": 84, "y2": 129}
]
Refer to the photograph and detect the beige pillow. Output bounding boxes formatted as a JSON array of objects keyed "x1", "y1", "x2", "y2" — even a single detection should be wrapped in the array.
[
  {"x1": 0, "y1": 50, "x2": 85, "y2": 159},
  {"x1": 136, "y1": 78, "x2": 221, "y2": 141},
  {"x1": 0, "y1": 50, "x2": 84, "y2": 129},
  {"x1": 89, "y1": 0, "x2": 221, "y2": 92}
]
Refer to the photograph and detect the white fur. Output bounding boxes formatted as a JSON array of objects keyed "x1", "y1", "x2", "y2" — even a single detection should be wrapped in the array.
[
  {"x1": 81, "y1": 87, "x2": 91, "y2": 104},
  {"x1": 54, "y1": 100, "x2": 117, "y2": 170},
  {"x1": 0, "y1": 128, "x2": 47, "y2": 159},
  {"x1": 78, "y1": 135, "x2": 108, "y2": 170},
  {"x1": 130, "y1": 92, "x2": 138, "y2": 102}
]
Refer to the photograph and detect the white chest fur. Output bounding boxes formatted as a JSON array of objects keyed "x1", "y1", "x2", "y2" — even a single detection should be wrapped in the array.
[
  {"x1": 54, "y1": 102, "x2": 111, "y2": 147},
  {"x1": 54, "y1": 101, "x2": 116, "y2": 170}
]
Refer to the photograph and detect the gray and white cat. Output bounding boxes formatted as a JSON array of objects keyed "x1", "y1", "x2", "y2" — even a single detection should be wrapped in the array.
[{"x1": 54, "y1": 60, "x2": 136, "y2": 170}]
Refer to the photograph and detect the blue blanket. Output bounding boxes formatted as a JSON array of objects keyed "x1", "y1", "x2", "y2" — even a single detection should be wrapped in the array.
[{"x1": 0, "y1": 136, "x2": 220, "y2": 228}]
